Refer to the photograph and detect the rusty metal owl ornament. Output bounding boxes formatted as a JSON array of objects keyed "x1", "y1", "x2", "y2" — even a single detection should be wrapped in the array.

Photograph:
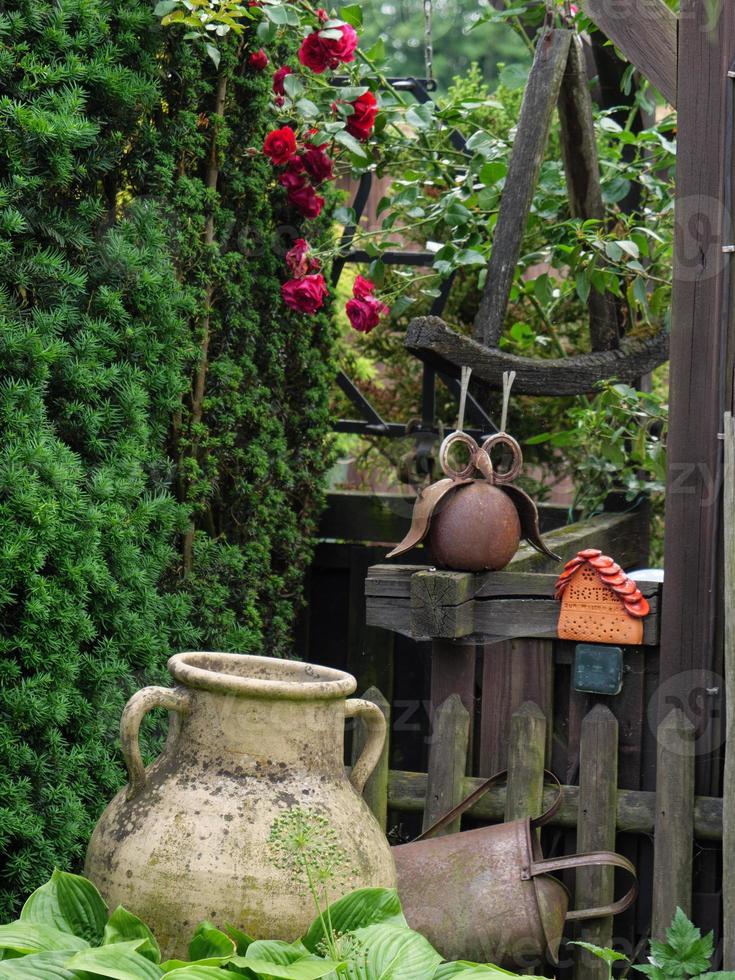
[{"x1": 386, "y1": 427, "x2": 561, "y2": 571}]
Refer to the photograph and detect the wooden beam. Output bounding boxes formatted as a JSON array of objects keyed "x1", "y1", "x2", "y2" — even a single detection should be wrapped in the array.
[
  {"x1": 658, "y1": 0, "x2": 735, "y2": 795},
  {"x1": 386, "y1": 769, "x2": 723, "y2": 840},
  {"x1": 558, "y1": 33, "x2": 622, "y2": 351},
  {"x1": 406, "y1": 315, "x2": 669, "y2": 395},
  {"x1": 474, "y1": 29, "x2": 573, "y2": 346},
  {"x1": 582, "y1": 0, "x2": 678, "y2": 107}
]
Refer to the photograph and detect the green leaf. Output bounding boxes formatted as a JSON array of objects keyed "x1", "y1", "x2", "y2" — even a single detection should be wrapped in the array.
[
  {"x1": 0, "y1": 923, "x2": 88, "y2": 955},
  {"x1": 455, "y1": 249, "x2": 486, "y2": 266},
  {"x1": 159, "y1": 970, "x2": 225, "y2": 979},
  {"x1": 648, "y1": 908, "x2": 714, "y2": 978},
  {"x1": 479, "y1": 161, "x2": 507, "y2": 185},
  {"x1": 340, "y1": 4, "x2": 363, "y2": 26},
  {"x1": 103, "y1": 907, "x2": 160, "y2": 965},
  {"x1": 342, "y1": 923, "x2": 441, "y2": 980},
  {"x1": 567, "y1": 941, "x2": 628, "y2": 967},
  {"x1": 161, "y1": 959, "x2": 232, "y2": 973},
  {"x1": 0, "y1": 951, "x2": 77, "y2": 978},
  {"x1": 406, "y1": 104, "x2": 434, "y2": 131},
  {"x1": 237, "y1": 956, "x2": 344, "y2": 978},
  {"x1": 263, "y1": 4, "x2": 300, "y2": 24},
  {"x1": 283, "y1": 74, "x2": 305, "y2": 100},
  {"x1": 154, "y1": 0, "x2": 180, "y2": 14},
  {"x1": 365, "y1": 38, "x2": 386, "y2": 62},
  {"x1": 188, "y1": 922, "x2": 236, "y2": 962},
  {"x1": 302, "y1": 888, "x2": 406, "y2": 953},
  {"x1": 64, "y1": 940, "x2": 163, "y2": 978},
  {"x1": 498, "y1": 63, "x2": 529, "y2": 89},
  {"x1": 223, "y1": 924, "x2": 254, "y2": 955},
  {"x1": 205, "y1": 43, "x2": 220, "y2": 68},
  {"x1": 334, "y1": 130, "x2": 368, "y2": 160},
  {"x1": 434, "y1": 966, "x2": 538, "y2": 979},
  {"x1": 21, "y1": 870, "x2": 108, "y2": 946}
]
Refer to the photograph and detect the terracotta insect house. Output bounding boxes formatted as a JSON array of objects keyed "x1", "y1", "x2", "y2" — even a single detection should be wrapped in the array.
[
  {"x1": 387, "y1": 429, "x2": 560, "y2": 572},
  {"x1": 555, "y1": 549, "x2": 650, "y2": 645}
]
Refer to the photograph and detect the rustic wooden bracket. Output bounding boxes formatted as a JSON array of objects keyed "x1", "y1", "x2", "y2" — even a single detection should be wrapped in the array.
[
  {"x1": 582, "y1": 0, "x2": 678, "y2": 107},
  {"x1": 406, "y1": 315, "x2": 669, "y2": 396}
]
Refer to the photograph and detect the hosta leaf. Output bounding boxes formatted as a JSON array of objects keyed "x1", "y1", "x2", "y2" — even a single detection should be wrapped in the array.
[
  {"x1": 103, "y1": 907, "x2": 160, "y2": 964},
  {"x1": 236, "y1": 956, "x2": 344, "y2": 978},
  {"x1": 223, "y1": 924, "x2": 254, "y2": 956},
  {"x1": 161, "y1": 957, "x2": 232, "y2": 972},
  {"x1": 64, "y1": 940, "x2": 163, "y2": 978},
  {"x1": 343, "y1": 923, "x2": 442, "y2": 980},
  {"x1": 187, "y1": 922, "x2": 235, "y2": 962},
  {"x1": 162, "y1": 970, "x2": 226, "y2": 979},
  {"x1": 0, "y1": 924, "x2": 88, "y2": 954},
  {"x1": 434, "y1": 967, "x2": 535, "y2": 979},
  {"x1": 20, "y1": 871, "x2": 108, "y2": 945},
  {"x1": 302, "y1": 889, "x2": 405, "y2": 952},
  {"x1": 0, "y1": 951, "x2": 77, "y2": 978}
]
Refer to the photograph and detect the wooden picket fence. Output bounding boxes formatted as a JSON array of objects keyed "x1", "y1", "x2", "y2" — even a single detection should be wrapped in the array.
[{"x1": 350, "y1": 692, "x2": 723, "y2": 980}]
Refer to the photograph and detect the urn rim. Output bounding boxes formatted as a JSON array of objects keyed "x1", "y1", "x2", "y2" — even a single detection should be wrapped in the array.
[{"x1": 168, "y1": 651, "x2": 357, "y2": 700}]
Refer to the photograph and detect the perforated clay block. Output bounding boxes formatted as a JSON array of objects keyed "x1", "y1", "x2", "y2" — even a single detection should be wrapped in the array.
[{"x1": 557, "y1": 564, "x2": 644, "y2": 645}]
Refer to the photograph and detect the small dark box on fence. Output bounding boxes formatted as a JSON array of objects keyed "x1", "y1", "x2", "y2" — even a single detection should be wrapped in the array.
[{"x1": 573, "y1": 644, "x2": 623, "y2": 696}]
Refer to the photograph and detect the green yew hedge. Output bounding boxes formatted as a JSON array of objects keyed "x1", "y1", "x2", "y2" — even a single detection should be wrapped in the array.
[{"x1": 0, "y1": 0, "x2": 336, "y2": 914}]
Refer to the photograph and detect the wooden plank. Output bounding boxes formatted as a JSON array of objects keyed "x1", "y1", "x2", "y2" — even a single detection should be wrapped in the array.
[
  {"x1": 573, "y1": 706, "x2": 619, "y2": 980},
  {"x1": 505, "y1": 702, "x2": 547, "y2": 821},
  {"x1": 406, "y1": 314, "x2": 669, "y2": 396},
  {"x1": 479, "y1": 640, "x2": 554, "y2": 775},
  {"x1": 410, "y1": 569, "x2": 476, "y2": 639},
  {"x1": 583, "y1": 0, "x2": 677, "y2": 107},
  {"x1": 351, "y1": 686, "x2": 390, "y2": 830},
  {"x1": 318, "y1": 491, "x2": 415, "y2": 544},
  {"x1": 558, "y1": 33, "x2": 621, "y2": 352},
  {"x1": 658, "y1": 0, "x2": 735, "y2": 796},
  {"x1": 723, "y1": 411, "x2": 735, "y2": 968},
  {"x1": 474, "y1": 29, "x2": 572, "y2": 346},
  {"x1": 386, "y1": 769, "x2": 723, "y2": 840},
  {"x1": 652, "y1": 709, "x2": 695, "y2": 937},
  {"x1": 422, "y1": 694, "x2": 470, "y2": 835}
]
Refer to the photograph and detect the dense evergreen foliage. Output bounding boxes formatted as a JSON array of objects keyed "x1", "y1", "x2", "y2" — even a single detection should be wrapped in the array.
[{"x1": 0, "y1": 1, "x2": 336, "y2": 913}]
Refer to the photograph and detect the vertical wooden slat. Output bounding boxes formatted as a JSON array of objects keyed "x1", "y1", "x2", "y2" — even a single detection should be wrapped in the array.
[
  {"x1": 479, "y1": 639, "x2": 554, "y2": 776},
  {"x1": 723, "y1": 411, "x2": 735, "y2": 968},
  {"x1": 350, "y1": 686, "x2": 390, "y2": 830},
  {"x1": 658, "y1": 0, "x2": 735, "y2": 795},
  {"x1": 348, "y1": 545, "x2": 395, "y2": 701},
  {"x1": 430, "y1": 640, "x2": 476, "y2": 770},
  {"x1": 573, "y1": 705, "x2": 619, "y2": 980},
  {"x1": 505, "y1": 701, "x2": 547, "y2": 821},
  {"x1": 652, "y1": 708, "x2": 695, "y2": 937},
  {"x1": 422, "y1": 694, "x2": 470, "y2": 835}
]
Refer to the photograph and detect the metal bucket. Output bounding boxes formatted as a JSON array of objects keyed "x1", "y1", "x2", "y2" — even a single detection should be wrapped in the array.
[{"x1": 393, "y1": 772, "x2": 636, "y2": 970}]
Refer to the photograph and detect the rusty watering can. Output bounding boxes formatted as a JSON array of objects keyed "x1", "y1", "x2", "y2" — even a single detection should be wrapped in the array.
[{"x1": 393, "y1": 771, "x2": 637, "y2": 970}]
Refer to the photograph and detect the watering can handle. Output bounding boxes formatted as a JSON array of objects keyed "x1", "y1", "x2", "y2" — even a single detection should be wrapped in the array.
[
  {"x1": 121, "y1": 686, "x2": 192, "y2": 801},
  {"x1": 527, "y1": 850, "x2": 638, "y2": 921},
  {"x1": 345, "y1": 699, "x2": 387, "y2": 795},
  {"x1": 416, "y1": 768, "x2": 563, "y2": 841}
]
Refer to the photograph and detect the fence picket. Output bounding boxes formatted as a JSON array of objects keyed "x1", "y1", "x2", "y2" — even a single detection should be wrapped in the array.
[
  {"x1": 422, "y1": 694, "x2": 471, "y2": 835},
  {"x1": 505, "y1": 701, "x2": 546, "y2": 821},
  {"x1": 573, "y1": 705, "x2": 619, "y2": 980}
]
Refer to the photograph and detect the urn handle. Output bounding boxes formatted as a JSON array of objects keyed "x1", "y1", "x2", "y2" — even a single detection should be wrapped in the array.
[
  {"x1": 121, "y1": 686, "x2": 193, "y2": 801},
  {"x1": 345, "y1": 699, "x2": 386, "y2": 795}
]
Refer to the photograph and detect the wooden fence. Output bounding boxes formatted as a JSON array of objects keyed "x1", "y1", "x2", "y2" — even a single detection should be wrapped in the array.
[{"x1": 350, "y1": 693, "x2": 719, "y2": 980}]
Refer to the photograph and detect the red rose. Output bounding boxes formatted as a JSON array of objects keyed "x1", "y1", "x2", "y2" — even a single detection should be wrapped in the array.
[
  {"x1": 273, "y1": 65, "x2": 294, "y2": 96},
  {"x1": 278, "y1": 156, "x2": 307, "y2": 191},
  {"x1": 316, "y1": 7, "x2": 329, "y2": 20},
  {"x1": 282, "y1": 273, "x2": 328, "y2": 314},
  {"x1": 286, "y1": 238, "x2": 321, "y2": 278},
  {"x1": 346, "y1": 295, "x2": 390, "y2": 333},
  {"x1": 302, "y1": 146, "x2": 334, "y2": 184},
  {"x1": 346, "y1": 91, "x2": 379, "y2": 141},
  {"x1": 353, "y1": 274, "x2": 375, "y2": 299},
  {"x1": 263, "y1": 126, "x2": 297, "y2": 165},
  {"x1": 248, "y1": 48, "x2": 269, "y2": 70},
  {"x1": 298, "y1": 24, "x2": 358, "y2": 74},
  {"x1": 287, "y1": 183, "x2": 325, "y2": 219}
]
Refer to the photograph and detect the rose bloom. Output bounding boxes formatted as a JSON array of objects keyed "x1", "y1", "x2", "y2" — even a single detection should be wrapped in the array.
[
  {"x1": 272, "y1": 65, "x2": 294, "y2": 96},
  {"x1": 287, "y1": 183, "x2": 325, "y2": 219},
  {"x1": 248, "y1": 48, "x2": 269, "y2": 70},
  {"x1": 263, "y1": 126, "x2": 297, "y2": 165},
  {"x1": 282, "y1": 273, "x2": 329, "y2": 314},
  {"x1": 298, "y1": 24, "x2": 358, "y2": 74},
  {"x1": 346, "y1": 91, "x2": 379, "y2": 141},
  {"x1": 353, "y1": 274, "x2": 376, "y2": 299},
  {"x1": 346, "y1": 295, "x2": 390, "y2": 333},
  {"x1": 286, "y1": 239, "x2": 321, "y2": 278},
  {"x1": 302, "y1": 146, "x2": 334, "y2": 184},
  {"x1": 278, "y1": 156, "x2": 307, "y2": 191}
]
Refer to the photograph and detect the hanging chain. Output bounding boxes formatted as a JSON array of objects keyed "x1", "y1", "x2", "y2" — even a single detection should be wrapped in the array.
[{"x1": 423, "y1": 0, "x2": 434, "y2": 84}]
